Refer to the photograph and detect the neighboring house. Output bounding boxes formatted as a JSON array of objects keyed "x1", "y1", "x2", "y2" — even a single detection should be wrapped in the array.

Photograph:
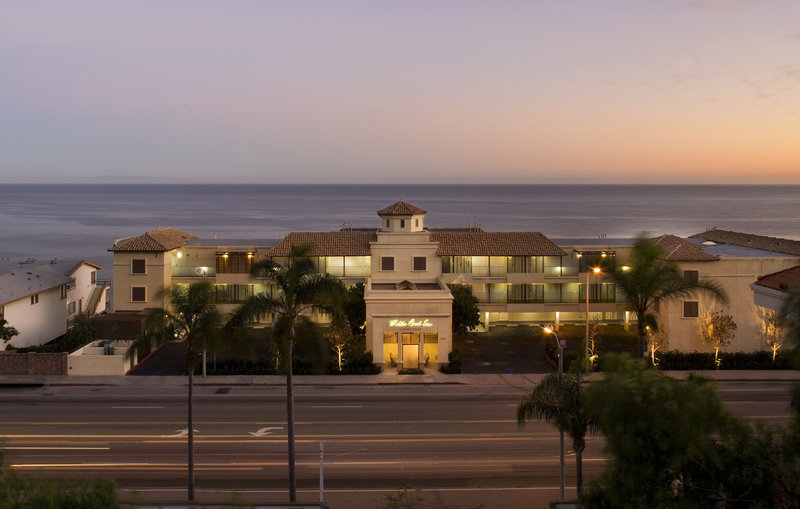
[
  {"x1": 107, "y1": 203, "x2": 800, "y2": 365},
  {"x1": 0, "y1": 259, "x2": 109, "y2": 349},
  {"x1": 751, "y1": 265, "x2": 800, "y2": 312}
]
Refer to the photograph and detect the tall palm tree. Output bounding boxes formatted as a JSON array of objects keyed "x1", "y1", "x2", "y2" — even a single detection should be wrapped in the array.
[
  {"x1": 229, "y1": 245, "x2": 344, "y2": 502},
  {"x1": 604, "y1": 237, "x2": 727, "y2": 359},
  {"x1": 517, "y1": 373, "x2": 597, "y2": 492},
  {"x1": 130, "y1": 282, "x2": 220, "y2": 502}
]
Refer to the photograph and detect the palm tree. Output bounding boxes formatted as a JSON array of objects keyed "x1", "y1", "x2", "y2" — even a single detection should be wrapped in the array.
[
  {"x1": 604, "y1": 237, "x2": 727, "y2": 359},
  {"x1": 229, "y1": 245, "x2": 344, "y2": 502},
  {"x1": 517, "y1": 373, "x2": 597, "y2": 492},
  {"x1": 130, "y1": 282, "x2": 220, "y2": 502}
]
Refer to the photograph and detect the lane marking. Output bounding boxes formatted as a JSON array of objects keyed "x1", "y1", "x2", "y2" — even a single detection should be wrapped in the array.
[
  {"x1": 249, "y1": 427, "x2": 283, "y2": 437},
  {"x1": 112, "y1": 406, "x2": 165, "y2": 409},
  {"x1": 311, "y1": 405, "x2": 363, "y2": 409},
  {"x1": 5, "y1": 447, "x2": 110, "y2": 450}
]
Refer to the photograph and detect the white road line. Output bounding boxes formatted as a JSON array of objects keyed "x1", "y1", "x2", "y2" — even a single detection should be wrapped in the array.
[
  {"x1": 311, "y1": 405, "x2": 363, "y2": 409},
  {"x1": 111, "y1": 406, "x2": 165, "y2": 409}
]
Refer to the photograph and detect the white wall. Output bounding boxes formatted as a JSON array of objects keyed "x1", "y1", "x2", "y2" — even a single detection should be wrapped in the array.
[{"x1": 4, "y1": 287, "x2": 68, "y2": 348}]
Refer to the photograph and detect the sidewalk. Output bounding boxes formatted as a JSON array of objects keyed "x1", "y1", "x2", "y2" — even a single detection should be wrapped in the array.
[{"x1": 1, "y1": 368, "x2": 799, "y2": 387}]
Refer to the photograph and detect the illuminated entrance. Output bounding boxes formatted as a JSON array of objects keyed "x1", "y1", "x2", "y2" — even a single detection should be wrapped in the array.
[{"x1": 383, "y1": 331, "x2": 439, "y2": 369}]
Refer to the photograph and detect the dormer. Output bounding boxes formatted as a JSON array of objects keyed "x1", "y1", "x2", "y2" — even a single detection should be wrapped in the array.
[{"x1": 377, "y1": 201, "x2": 426, "y2": 233}]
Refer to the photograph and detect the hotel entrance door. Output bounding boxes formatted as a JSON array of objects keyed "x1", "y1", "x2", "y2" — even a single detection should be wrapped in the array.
[{"x1": 401, "y1": 332, "x2": 420, "y2": 369}]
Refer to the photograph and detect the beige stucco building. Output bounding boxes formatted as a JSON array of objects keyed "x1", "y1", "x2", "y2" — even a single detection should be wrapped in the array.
[{"x1": 107, "y1": 202, "x2": 800, "y2": 365}]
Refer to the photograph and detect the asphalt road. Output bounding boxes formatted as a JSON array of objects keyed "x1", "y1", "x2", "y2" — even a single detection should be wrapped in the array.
[{"x1": 0, "y1": 380, "x2": 795, "y2": 508}]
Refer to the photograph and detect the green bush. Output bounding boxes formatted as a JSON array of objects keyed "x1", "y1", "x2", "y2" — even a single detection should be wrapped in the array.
[
  {"x1": 335, "y1": 351, "x2": 382, "y2": 375},
  {"x1": 205, "y1": 358, "x2": 278, "y2": 375},
  {"x1": 440, "y1": 350, "x2": 462, "y2": 374},
  {"x1": 657, "y1": 350, "x2": 793, "y2": 370},
  {"x1": 1, "y1": 450, "x2": 119, "y2": 509}
]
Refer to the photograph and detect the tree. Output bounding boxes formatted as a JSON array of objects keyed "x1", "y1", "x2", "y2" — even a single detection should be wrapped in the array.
[
  {"x1": 757, "y1": 308, "x2": 785, "y2": 362},
  {"x1": 343, "y1": 281, "x2": 366, "y2": 338},
  {"x1": 450, "y1": 284, "x2": 481, "y2": 335},
  {"x1": 700, "y1": 310, "x2": 737, "y2": 366},
  {"x1": 229, "y1": 245, "x2": 344, "y2": 502},
  {"x1": 517, "y1": 373, "x2": 597, "y2": 492},
  {"x1": 644, "y1": 316, "x2": 668, "y2": 366},
  {"x1": 582, "y1": 354, "x2": 800, "y2": 507},
  {"x1": 603, "y1": 237, "x2": 727, "y2": 359},
  {"x1": 129, "y1": 282, "x2": 220, "y2": 502},
  {"x1": 327, "y1": 313, "x2": 356, "y2": 372},
  {"x1": 1, "y1": 319, "x2": 19, "y2": 347}
]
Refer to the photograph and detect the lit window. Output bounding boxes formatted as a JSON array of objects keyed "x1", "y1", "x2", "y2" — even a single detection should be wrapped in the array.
[
  {"x1": 131, "y1": 287, "x2": 146, "y2": 302},
  {"x1": 683, "y1": 301, "x2": 699, "y2": 318},
  {"x1": 131, "y1": 259, "x2": 146, "y2": 274},
  {"x1": 381, "y1": 257, "x2": 395, "y2": 271},
  {"x1": 413, "y1": 256, "x2": 426, "y2": 271}
]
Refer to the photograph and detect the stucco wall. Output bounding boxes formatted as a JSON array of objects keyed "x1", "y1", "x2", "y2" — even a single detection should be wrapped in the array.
[
  {"x1": 113, "y1": 251, "x2": 172, "y2": 312},
  {"x1": 3, "y1": 286, "x2": 67, "y2": 348}
]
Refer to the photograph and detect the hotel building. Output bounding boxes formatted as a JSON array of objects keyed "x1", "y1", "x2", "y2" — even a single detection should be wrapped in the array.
[{"x1": 109, "y1": 201, "x2": 800, "y2": 367}]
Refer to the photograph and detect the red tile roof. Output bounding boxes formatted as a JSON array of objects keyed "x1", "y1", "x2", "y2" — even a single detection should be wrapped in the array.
[
  {"x1": 652, "y1": 234, "x2": 719, "y2": 262},
  {"x1": 752, "y1": 265, "x2": 800, "y2": 292},
  {"x1": 377, "y1": 201, "x2": 427, "y2": 216},
  {"x1": 109, "y1": 228, "x2": 197, "y2": 252},
  {"x1": 266, "y1": 232, "x2": 376, "y2": 256},
  {"x1": 432, "y1": 232, "x2": 566, "y2": 256},
  {"x1": 690, "y1": 229, "x2": 800, "y2": 256}
]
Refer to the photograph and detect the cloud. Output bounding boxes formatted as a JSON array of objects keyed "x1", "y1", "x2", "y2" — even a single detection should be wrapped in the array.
[
  {"x1": 685, "y1": 0, "x2": 760, "y2": 12},
  {"x1": 778, "y1": 65, "x2": 800, "y2": 82}
]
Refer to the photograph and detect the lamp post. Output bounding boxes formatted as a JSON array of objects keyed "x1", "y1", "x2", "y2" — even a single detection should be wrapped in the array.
[
  {"x1": 543, "y1": 324, "x2": 565, "y2": 499},
  {"x1": 585, "y1": 267, "x2": 601, "y2": 371}
]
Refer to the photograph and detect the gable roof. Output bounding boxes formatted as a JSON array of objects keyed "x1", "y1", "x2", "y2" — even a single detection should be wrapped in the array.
[
  {"x1": 267, "y1": 232, "x2": 376, "y2": 256},
  {"x1": 652, "y1": 234, "x2": 719, "y2": 262},
  {"x1": 432, "y1": 232, "x2": 566, "y2": 256},
  {"x1": 0, "y1": 265, "x2": 72, "y2": 305},
  {"x1": 377, "y1": 201, "x2": 426, "y2": 216},
  {"x1": 752, "y1": 265, "x2": 800, "y2": 293},
  {"x1": 690, "y1": 229, "x2": 800, "y2": 256},
  {"x1": 109, "y1": 228, "x2": 197, "y2": 252}
]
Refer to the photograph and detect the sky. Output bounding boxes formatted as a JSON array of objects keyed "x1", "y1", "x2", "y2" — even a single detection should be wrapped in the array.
[{"x1": 1, "y1": 0, "x2": 799, "y2": 185}]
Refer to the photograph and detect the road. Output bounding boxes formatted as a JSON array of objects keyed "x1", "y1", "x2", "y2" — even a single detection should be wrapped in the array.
[{"x1": 0, "y1": 380, "x2": 795, "y2": 508}]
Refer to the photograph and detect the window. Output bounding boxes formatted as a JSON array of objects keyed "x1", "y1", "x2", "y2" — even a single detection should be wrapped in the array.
[
  {"x1": 683, "y1": 270, "x2": 699, "y2": 286},
  {"x1": 131, "y1": 287, "x2": 146, "y2": 302},
  {"x1": 68, "y1": 301, "x2": 76, "y2": 314},
  {"x1": 0, "y1": 305, "x2": 4, "y2": 320},
  {"x1": 415, "y1": 219, "x2": 419, "y2": 227},
  {"x1": 413, "y1": 256, "x2": 426, "y2": 271},
  {"x1": 131, "y1": 259, "x2": 146, "y2": 274},
  {"x1": 90, "y1": 271, "x2": 96, "y2": 284},
  {"x1": 400, "y1": 219, "x2": 405, "y2": 228},
  {"x1": 386, "y1": 220, "x2": 390, "y2": 228},
  {"x1": 30, "y1": 294, "x2": 39, "y2": 305},
  {"x1": 381, "y1": 256, "x2": 395, "y2": 271},
  {"x1": 61, "y1": 285, "x2": 68, "y2": 299},
  {"x1": 683, "y1": 301, "x2": 699, "y2": 318},
  {"x1": 216, "y1": 252, "x2": 253, "y2": 274}
]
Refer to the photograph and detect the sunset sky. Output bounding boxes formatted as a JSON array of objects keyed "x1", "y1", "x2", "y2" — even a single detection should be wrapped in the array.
[{"x1": 2, "y1": 0, "x2": 799, "y2": 184}]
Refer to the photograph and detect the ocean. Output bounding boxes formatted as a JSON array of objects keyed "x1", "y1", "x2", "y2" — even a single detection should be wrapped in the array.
[{"x1": 1, "y1": 184, "x2": 799, "y2": 280}]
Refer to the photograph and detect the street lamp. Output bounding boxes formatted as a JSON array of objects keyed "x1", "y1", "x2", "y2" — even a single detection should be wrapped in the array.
[
  {"x1": 542, "y1": 324, "x2": 565, "y2": 499},
  {"x1": 585, "y1": 267, "x2": 601, "y2": 370}
]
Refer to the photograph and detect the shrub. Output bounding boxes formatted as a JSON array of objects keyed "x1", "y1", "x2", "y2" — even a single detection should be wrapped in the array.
[
  {"x1": 336, "y1": 351, "x2": 382, "y2": 375},
  {"x1": 440, "y1": 350, "x2": 462, "y2": 374},
  {"x1": 657, "y1": 350, "x2": 793, "y2": 370}
]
